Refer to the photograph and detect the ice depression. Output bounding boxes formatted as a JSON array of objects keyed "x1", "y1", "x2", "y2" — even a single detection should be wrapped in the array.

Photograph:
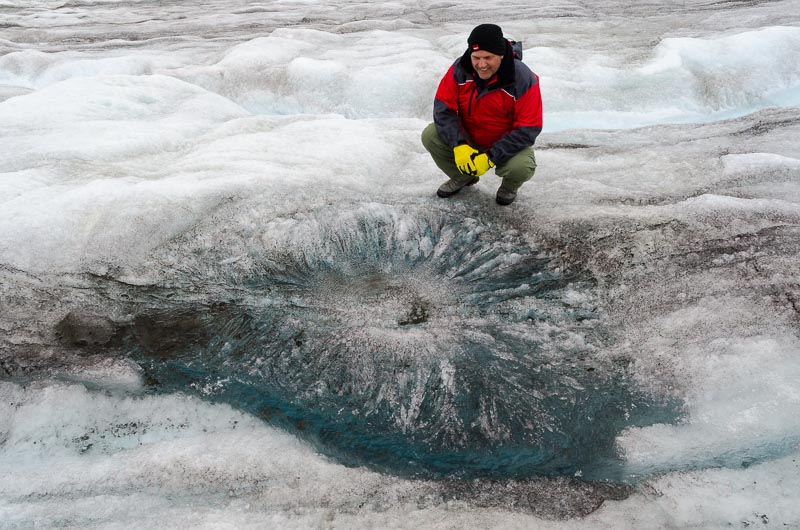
[{"x1": 23, "y1": 202, "x2": 680, "y2": 481}]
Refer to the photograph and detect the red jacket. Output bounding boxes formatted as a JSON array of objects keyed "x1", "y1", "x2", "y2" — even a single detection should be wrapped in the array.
[{"x1": 433, "y1": 41, "x2": 542, "y2": 164}]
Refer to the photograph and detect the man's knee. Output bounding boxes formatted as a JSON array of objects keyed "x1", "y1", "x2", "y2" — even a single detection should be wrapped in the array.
[
  {"x1": 518, "y1": 147, "x2": 537, "y2": 175},
  {"x1": 420, "y1": 122, "x2": 439, "y2": 151},
  {"x1": 497, "y1": 148, "x2": 536, "y2": 188}
]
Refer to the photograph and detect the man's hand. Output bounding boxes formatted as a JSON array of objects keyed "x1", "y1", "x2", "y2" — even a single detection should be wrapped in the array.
[
  {"x1": 454, "y1": 144, "x2": 495, "y2": 176},
  {"x1": 454, "y1": 144, "x2": 480, "y2": 175},
  {"x1": 471, "y1": 152, "x2": 494, "y2": 175}
]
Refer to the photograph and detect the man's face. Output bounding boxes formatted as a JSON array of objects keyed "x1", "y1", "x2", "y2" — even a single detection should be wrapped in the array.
[{"x1": 470, "y1": 50, "x2": 503, "y2": 80}]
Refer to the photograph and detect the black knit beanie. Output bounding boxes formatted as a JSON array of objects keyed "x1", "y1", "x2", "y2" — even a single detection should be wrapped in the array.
[{"x1": 467, "y1": 24, "x2": 507, "y2": 56}]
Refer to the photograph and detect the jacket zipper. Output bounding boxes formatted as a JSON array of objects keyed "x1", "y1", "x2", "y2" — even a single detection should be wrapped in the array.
[{"x1": 468, "y1": 82, "x2": 477, "y2": 116}]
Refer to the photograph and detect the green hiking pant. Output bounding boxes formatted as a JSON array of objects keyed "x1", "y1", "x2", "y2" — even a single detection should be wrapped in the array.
[{"x1": 421, "y1": 122, "x2": 537, "y2": 192}]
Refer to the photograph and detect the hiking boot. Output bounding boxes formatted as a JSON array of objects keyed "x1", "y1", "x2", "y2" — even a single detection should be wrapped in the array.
[
  {"x1": 437, "y1": 176, "x2": 479, "y2": 198},
  {"x1": 495, "y1": 186, "x2": 517, "y2": 205}
]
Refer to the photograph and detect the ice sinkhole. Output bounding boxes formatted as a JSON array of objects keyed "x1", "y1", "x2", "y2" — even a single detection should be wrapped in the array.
[{"x1": 75, "y1": 205, "x2": 678, "y2": 480}]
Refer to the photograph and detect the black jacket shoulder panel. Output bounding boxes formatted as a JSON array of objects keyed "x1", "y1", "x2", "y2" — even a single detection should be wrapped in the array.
[
  {"x1": 452, "y1": 58, "x2": 470, "y2": 84},
  {"x1": 511, "y1": 60, "x2": 537, "y2": 97}
]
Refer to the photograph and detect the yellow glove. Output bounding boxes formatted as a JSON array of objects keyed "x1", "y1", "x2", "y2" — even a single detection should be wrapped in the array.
[
  {"x1": 454, "y1": 144, "x2": 480, "y2": 175},
  {"x1": 471, "y1": 152, "x2": 495, "y2": 175},
  {"x1": 454, "y1": 144, "x2": 495, "y2": 176}
]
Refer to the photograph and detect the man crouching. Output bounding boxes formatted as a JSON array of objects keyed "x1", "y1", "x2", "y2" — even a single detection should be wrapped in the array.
[{"x1": 421, "y1": 24, "x2": 543, "y2": 205}]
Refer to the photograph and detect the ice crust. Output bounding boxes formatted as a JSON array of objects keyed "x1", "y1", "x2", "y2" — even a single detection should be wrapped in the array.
[{"x1": 2, "y1": 0, "x2": 800, "y2": 528}]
